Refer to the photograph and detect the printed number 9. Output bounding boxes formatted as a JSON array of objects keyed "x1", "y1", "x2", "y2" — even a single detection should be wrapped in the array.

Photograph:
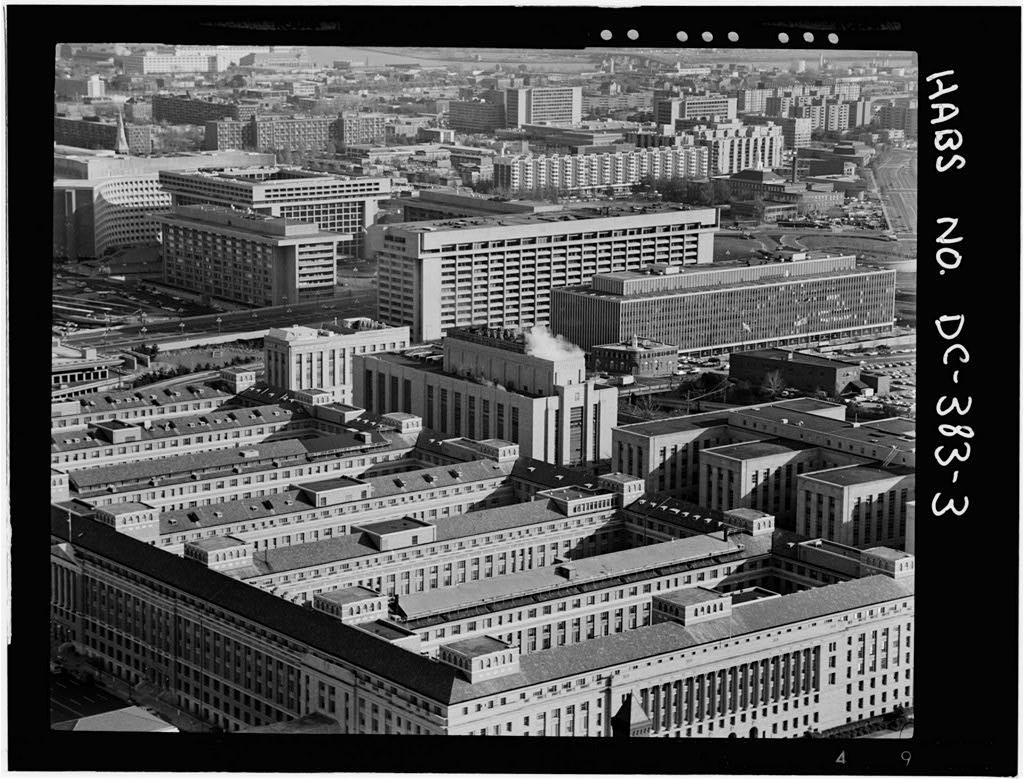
[{"x1": 901, "y1": 751, "x2": 911, "y2": 767}]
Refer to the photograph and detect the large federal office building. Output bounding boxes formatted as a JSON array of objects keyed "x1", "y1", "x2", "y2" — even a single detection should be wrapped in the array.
[
  {"x1": 550, "y1": 252, "x2": 896, "y2": 354},
  {"x1": 354, "y1": 326, "x2": 619, "y2": 465},
  {"x1": 158, "y1": 205, "x2": 344, "y2": 306},
  {"x1": 372, "y1": 204, "x2": 720, "y2": 342},
  {"x1": 159, "y1": 166, "x2": 393, "y2": 260}
]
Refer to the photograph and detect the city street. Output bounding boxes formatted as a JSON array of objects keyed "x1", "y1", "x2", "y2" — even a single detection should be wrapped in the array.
[
  {"x1": 50, "y1": 673, "x2": 127, "y2": 725},
  {"x1": 872, "y1": 150, "x2": 918, "y2": 239},
  {"x1": 61, "y1": 289, "x2": 378, "y2": 351}
]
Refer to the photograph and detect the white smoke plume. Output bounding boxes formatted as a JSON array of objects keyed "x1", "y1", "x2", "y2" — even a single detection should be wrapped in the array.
[{"x1": 524, "y1": 325, "x2": 585, "y2": 361}]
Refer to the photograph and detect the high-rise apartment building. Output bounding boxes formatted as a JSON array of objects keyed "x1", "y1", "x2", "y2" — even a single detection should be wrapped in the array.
[
  {"x1": 448, "y1": 100, "x2": 507, "y2": 133},
  {"x1": 157, "y1": 204, "x2": 342, "y2": 306},
  {"x1": 504, "y1": 87, "x2": 583, "y2": 127},
  {"x1": 204, "y1": 116, "x2": 340, "y2": 154},
  {"x1": 874, "y1": 102, "x2": 918, "y2": 139},
  {"x1": 251, "y1": 115, "x2": 339, "y2": 154},
  {"x1": 493, "y1": 145, "x2": 710, "y2": 194},
  {"x1": 54, "y1": 116, "x2": 153, "y2": 155},
  {"x1": 550, "y1": 253, "x2": 896, "y2": 353},
  {"x1": 337, "y1": 114, "x2": 389, "y2": 148},
  {"x1": 264, "y1": 321, "x2": 411, "y2": 405},
  {"x1": 681, "y1": 121, "x2": 783, "y2": 175},
  {"x1": 153, "y1": 94, "x2": 260, "y2": 124},
  {"x1": 780, "y1": 117, "x2": 813, "y2": 151},
  {"x1": 371, "y1": 204, "x2": 719, "y2": 342},
  {"x1": 735, "y1": 88, "x2": 774, "y2": 114},
  {"x1": 655, "y1": 94, "x2": 738, "y2": 125},
  {"x1": 159, "y1": 167, "x2": 392, "y2": 260}
]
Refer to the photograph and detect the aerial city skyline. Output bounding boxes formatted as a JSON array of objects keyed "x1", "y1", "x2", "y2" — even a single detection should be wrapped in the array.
[{"x1": 51, "y1": 43, "x2": 917, "y2": 738}]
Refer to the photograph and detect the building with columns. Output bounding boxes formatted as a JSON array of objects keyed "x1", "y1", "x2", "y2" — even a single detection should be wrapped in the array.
[
  {"x1": 51, "y1": 509, "x2": 914, "y2": 736},
  {"x1": 354, "y1": 326, "x2": 619, "y2": 466},
  {"x1": 264, "y1": 321, "x2": 411, "y2": 405}
]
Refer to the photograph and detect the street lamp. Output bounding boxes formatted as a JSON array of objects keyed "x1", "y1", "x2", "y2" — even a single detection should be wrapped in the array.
[
  {"x1": 179, "y1": 321, "x2": 185, "y2": 336},
  {"x1": 216, "y1": 317, "x2": 222, "y2": 334}
]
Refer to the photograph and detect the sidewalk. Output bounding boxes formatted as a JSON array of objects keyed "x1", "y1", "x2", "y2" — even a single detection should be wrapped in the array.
[{"x1": 58, "y1": 651, "x2": 213, "y2": 733}]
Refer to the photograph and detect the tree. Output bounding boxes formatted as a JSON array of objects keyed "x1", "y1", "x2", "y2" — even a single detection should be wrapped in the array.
[
  {"x1": 631, "y1": 393, "x2": 661, "y2": 420},
  {"x1": 762, "y1": 369, "x2": 786, "y2": 399}
]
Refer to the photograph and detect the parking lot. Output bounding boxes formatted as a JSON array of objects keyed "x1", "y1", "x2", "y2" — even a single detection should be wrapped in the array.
[{"x1": 832, "y1": 346, "x2": 917, "y2": 415}]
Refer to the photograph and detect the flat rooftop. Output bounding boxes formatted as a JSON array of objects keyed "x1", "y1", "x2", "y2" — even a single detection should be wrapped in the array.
[
  {"x1": 443, "y1": 635, "x2": 509, "y2": 657},
  {"x1": 317, "y1": 585, "x2": 380, "y2": 605},
  {"x1": 731, "y1": 587, "x2": 781, "y2": 605},
  {"x1": 189, "y1": 535, "x2": 245, "y2": 551},
  {"x1": 97, "y1": 501, "x2": 152, "y2": 515},
  {"x1": 732, "y1": 349, "x2": 859, "y2": 369},
  {"x1": 703, "y1": 439, "x2": 812, "y2": 461},
  {"x1": 356, "y1": 620, "x2": 417, "y2": 641},
  {"x1": 561, "y1": 266, "x2": 888, "y2": 302},
  {"x1": 863, "y1": 546, "x2": 913, "y2": 562},
  {"x1": 615, "y1": 398, "x2": 840, "y2": 438},
  {"x1": 801, "y1": 465, "x2": 912, "y2": 487},
  {"x1": 367, "y1": 353, "x2": 554, "y2": 400},
  {"x1": 656, "y1": 587, "x2": 725, "y2": 607},
  {"x1": 359, "y1": 517, "x2": 433, "y2": 535},
  {"x1": 391, "y1": 202, "x2": 712, "y2": 234}
]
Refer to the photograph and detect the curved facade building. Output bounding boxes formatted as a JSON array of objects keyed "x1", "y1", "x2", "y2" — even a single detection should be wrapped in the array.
[{"x1": 53, "y1": 174, "x2": 170, "y2": 259}]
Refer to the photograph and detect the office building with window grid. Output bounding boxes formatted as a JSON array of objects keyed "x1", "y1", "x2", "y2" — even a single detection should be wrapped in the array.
[
  {"x1": 159, "y1": 166, "x2": 392, "y2": 260},
  {"x1": 51, "y1": 508, "x2": 914, "y2": 736},
  {"x1": 353, "y1": 327, "x2": 618, "y2": 466},
  {"x1": 264, "y1": 322, "x2": 411, "y2": 405},
  {"x1": 504, "y1": 87, "x2": 583, "y2": 127},
  {"x1": 550, "y1": 252, "x2": 896, "y2": 354},
  {"x1": 371, "y1": 204, "x2": 719, "y2": 342},
  {"x1": 157, "y1": 204, "x2": 342, "y2": 307}
]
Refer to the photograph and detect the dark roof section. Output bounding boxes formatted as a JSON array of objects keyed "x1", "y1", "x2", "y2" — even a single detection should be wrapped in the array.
[
  {"x1": 51, "y1": 510, "x2": 911, "y2": 705},
  {"x1": 50, "y1": 509, "x2": 467, "y2": 705}
]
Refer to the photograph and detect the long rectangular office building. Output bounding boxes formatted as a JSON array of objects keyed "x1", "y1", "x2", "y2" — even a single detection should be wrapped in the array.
[
  {"x1": 51, "y1": 511, "x2": 914, "y2": 736},
  {"x1": 158, "y1": 205, "x2": 342, "y2": 306},
  {"x1": 372, "y1": 204, "x2": 719, "y2": 342},
  {"x1": 159, "y1": 167, "x2": 392, "y2": 260},
  {"x1": 550, "y1": 252, "x2": 896, "y2": 353}
]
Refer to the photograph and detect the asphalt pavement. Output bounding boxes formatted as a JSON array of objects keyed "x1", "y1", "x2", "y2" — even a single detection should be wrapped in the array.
[
  {"x1": 63, "y1": 290, "x2": 378, "y2": 351},
  {"x1": 50, "y1": 673, "x2": 128, "y2": 725},
  {"x1": 873, "y1": 150, "x2": 918, "y2": 239}
]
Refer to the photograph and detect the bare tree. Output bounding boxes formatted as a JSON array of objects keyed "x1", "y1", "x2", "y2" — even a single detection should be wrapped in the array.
[{"x1": 761, "y1": 370, "x2": 786, "y2": 399}]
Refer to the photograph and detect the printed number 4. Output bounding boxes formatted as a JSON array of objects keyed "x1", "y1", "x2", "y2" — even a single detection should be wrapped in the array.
[{"x1": 836, "y1": 751, "x2": 846, "y2": 765}]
